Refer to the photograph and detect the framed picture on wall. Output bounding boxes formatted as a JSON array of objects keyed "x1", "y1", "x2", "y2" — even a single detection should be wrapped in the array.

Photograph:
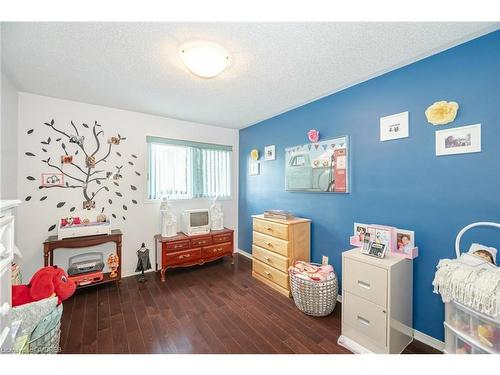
[
  {"x1": 285, "y1": 135, "x2": 349, "y2": 193},
  {"x1": 41, "y1": 173, "x2": 64, "y2": 187},
  {"x1": 380, "y1": 111, "x2": 409, "y2": 141},
  {"x1": 435, "y1": 124, "x2": 481, "y2": 156},
  {"x1": 249, "y1": 161, "x2": 260, "y2": 175},
  {"x1": 264, "y1": 145, "x2": 276, "y2": 161}
]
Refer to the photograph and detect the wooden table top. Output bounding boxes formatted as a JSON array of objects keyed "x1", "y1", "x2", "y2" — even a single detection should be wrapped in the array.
[{"x1": 154, "y1": 228, "x2": 233, "y2": 242}]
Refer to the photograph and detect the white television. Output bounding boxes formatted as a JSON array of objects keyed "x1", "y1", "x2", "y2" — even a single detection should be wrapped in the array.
[{"x1": 182, "y1": 209, "x2": 210, "y2": 236}]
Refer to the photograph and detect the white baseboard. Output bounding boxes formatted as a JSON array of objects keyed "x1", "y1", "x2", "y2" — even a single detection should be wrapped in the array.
[{"x1": 236, "y1": 248, "x2": 253, "y2": 259}]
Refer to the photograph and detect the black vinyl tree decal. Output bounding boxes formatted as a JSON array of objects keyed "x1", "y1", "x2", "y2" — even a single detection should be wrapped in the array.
[
  {"x1": 24, "y1": 119, "x2": 141, "y2": 231},
  {"x1": 40, "y1": 119, "x2": 126, "y2": 207}
]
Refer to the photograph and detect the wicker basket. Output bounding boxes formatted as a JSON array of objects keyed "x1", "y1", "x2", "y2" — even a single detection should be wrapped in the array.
[{"x1": 289, "y1": 263, "x2": 338, "y2": 317}]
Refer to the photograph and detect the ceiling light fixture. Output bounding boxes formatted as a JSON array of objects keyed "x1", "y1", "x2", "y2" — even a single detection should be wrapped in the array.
[{"x1": 179, "y1": 41, "x2": 230, "y2": 79}]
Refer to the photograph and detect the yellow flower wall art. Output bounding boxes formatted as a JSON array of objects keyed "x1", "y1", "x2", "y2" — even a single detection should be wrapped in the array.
[
  {"x1": 250, "y1": 149, "x2": 259, "y2": 161},
  {"x1": 425, "y1": 101, "x2": 459, "y2": 125}
]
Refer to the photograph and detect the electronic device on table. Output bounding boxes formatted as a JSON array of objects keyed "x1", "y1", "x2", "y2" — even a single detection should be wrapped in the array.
[
  {"x1": 68, "y1": 252, "x2": 104, "y2": 275},
  {"x1": 360, "y1": 229, "x2": 388, "y2": 258},
  {"x1": 182, "y1": 209, "x2": 210, "y2": 236},
  {"x1": 69, "y1": 271, "x2": 104, "y2": 287}
]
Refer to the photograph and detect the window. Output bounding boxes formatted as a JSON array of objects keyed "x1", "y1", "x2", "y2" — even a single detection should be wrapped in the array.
[{"x1": 147, "y1": 136, "x2": 232, "y2": 200}]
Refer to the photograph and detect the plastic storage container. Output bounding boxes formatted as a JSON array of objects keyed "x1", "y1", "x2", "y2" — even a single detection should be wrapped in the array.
[{"x1": 444, "y1": 301, "x2": 500, "y2": 354}]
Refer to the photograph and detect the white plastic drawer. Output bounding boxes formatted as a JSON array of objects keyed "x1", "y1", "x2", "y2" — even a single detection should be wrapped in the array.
[
  {"x1": 445, "y1": 322, "x2": 498, "y2": 354},
  {"x1": 445, "y1": 302, "x2": 500, "y2": 353}
]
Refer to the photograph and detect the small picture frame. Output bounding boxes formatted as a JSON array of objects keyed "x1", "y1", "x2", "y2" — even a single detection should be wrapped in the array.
[
  {"x1": 249, "y1": 161, "x2": 260, "y2": 176},
  {"x1": 353, "y1": 222, "x2": 368, "y2": 242},
  {"x1": 394, "y1": 229, "x2": 415, "y2": 256},
  {"x1": 264, "y1": 145, "x2": 276, "y2": 161},
  {"x1": 41, "y1": 173, "x2": 64, "y2": 187},
  {"x1": 435, "y1": 124, "x2": 481, "y2": 156},
  {"x1": 83, "y1": 200, "x2": 96, "y2": 210},
  {"x1": 380, "y1": 111, "x2": 409, "y2": 141}
]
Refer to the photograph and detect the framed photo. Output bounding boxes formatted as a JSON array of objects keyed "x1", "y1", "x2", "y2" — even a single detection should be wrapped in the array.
[
  {"x1": 380, "y1": 111, "x2": 409, "y2": 141},
  {"x1": 395, "y1": 229, "x2": 415, "y2": 256},
  {"x1": 353, "y1": 222, "x2": 368, "y2": 242},
  {"x1": 264, "y1": 145, "x2": 276, "y2": 161},
  {"x1": 285, "y1": 135, "x2": 349, "y2": 193},
  {"x1": 436, "y1": 124, "x2": 481, "y2": 156},
  {"x1": 41, "y1": 173, "x2": 64, "y2": 187},
  {"x1": 249, "y1": 161, "x2": 260, "y2": 176}
]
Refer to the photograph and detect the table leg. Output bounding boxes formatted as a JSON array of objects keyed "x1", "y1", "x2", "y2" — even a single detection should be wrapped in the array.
[
  {"x1": 43, "y1": 244, "x2": 50, "y2": 267},
  {"x1": 160, "y1": 268, "x2": 166, "y2": 282}
]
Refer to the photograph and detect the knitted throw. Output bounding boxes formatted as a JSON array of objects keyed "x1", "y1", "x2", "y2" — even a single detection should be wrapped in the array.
[{"x1": 433, "y1": 257, "x2": 500, "y2": 318}]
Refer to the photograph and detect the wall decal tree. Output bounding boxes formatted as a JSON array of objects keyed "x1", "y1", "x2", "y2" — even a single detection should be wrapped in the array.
[{"x1": 39, "y1": 119, "x2": 127, "y2": 209}]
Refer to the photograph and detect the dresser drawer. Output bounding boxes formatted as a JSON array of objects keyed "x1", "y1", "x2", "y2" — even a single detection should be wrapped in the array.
[
  {"x1": 202, "y1": 242, "x2": 233, "y2": 258},
  {"x1": 191, "y1": 236, "x2": 212, "y2": 247},
  {"x1": 165, "y1": 248, "x2": 201, "y2": 265},
  {"x1": 253, "y1": 218, "x2": 288, "y2": 240},
  {"x1": 164, "y1": 240, "x2": 190, "y2": 253},
  {"x1": 343, "y1": 257, "x2": 387, "y2": 307},
  {"x1": 252, "y1": 231, "x2": 289, "y2": 257},
  {"x1": 213, "y1": 232, "x2": 233, "y2": 244},
  {"x1": 252, "y1": 245, "x2": 288, "y2": 272},
  {"x1": 253, "y1": 259, "x2": 289, "y2": 289},
  {"x1": 343, "y1": 291, "x2": 387, "y2": 349}
]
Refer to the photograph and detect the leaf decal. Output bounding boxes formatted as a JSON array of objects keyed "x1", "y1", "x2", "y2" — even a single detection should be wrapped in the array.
[
  {"x1": 25, "y1": 152, "x2": 35, "y2": 156},
  {"x1": 135, "y1": 171, "x2": 141, "y2": 176},
  {"x1": 131, "y1": 154, "x2": 137, "y2": 158},
  {"x1": 48, "y1": 224, "x2": 56, "y2": 232},
  {"x1": 27, "y1": 129, "x2": 34, "y2": 134},
  {"x1": 123, "y1": 205, "x2": 127, "y2": 211},
  {"x1": 42, "y1": 148, "x2": 47, "y2": 152},
  {"x1": 26, "y1": 176, "x2": 36, "y2": 181},
  {"x1": 130, "y1": 185, "x2": 137, "y2": 191},
  {"x1": 112, "y1": 213, "x2": 117, "y2": 219},
  {"x1": 25, "y1": 196, "x2": 32, "y2": 201},
  {"x1": 113, "y1": 182, "x2": 119, "y2": 187},
  {"x1": 108, "y1": 199, "x2": 113, "y2": 204},
  {"x1": 115, "y1": 192, "x2": 123, "y2": 197},
  {"x1": 128, "y1": 161, "x2": 133, "y2": 165},
  {"x1": 96, "y1": 180, "x2": 101, "y2": 185},
  {"x1": 82, "y1": 123, "x2": 89, "y2": 128},
  {"x1": 122, "y1": 216, "x2": 126, "y2": 221},
  {"x1": 70, "y1": 207, "x2": 76, "y2": 212},
  {"x1": 61, "y1": 143, "x2": 66, "y2": 149},
  {"x1": 56, "y1": 202, "x2": 66, "y2": 208},
  {"x1": 40, "y1": 196, "x2": 47, "y2": 201},
  {"x1": 56, "y1": 138, "x2": 62, "y2": 142},
  {"x1": 132, "y1": 199, "x2": 138, "y2": 204},
  {"x1": 104, "y1": 186, "x2": 109, "y2": 192},
  {"x1": 75, "y1": 150, "x2": 79, "y2": 155},
  {"x1": 116, "y1": 152, "x2": 122, "y2": 157}
]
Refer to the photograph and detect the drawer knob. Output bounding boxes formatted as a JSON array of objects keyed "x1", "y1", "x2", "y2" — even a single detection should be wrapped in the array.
[
  {"x1": 265, "y1": 226, "x2": 273, "y2": 231},
  {"x1": 264, "y1": 256, "x2": 271, "y2": 261},
  {"x1": 179, "y1": 254, "x2": 191, "y2": 259},
  {"x1": 264, "y1": 271, "x2": 271, "y2": 277},
  {"x1": 357, "y1": 280, "x2": 371, "y2": 289},
  {"x1": 266, "y1": 242, "x2": 273, "y2": 247},
  {"x1": 357, "y1": 315, "x2": 370, "y2": 326}
]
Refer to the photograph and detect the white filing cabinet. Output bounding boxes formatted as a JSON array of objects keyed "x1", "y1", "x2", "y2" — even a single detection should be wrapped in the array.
[
  {"x1": 338, "y1": 248, "x2": 413, "y2": 353},
  {"x1": 0, "y1": 200, "x2": 20, "y2": 353}
]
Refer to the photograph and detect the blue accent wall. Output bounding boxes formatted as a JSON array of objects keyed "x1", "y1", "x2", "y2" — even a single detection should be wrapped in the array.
[{"x1": 238, "y1": 30, "x2": 500, "y2": 341}]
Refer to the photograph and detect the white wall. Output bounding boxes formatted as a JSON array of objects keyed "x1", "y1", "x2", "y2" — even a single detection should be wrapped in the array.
[
  {"x1": 1, "y1": 73, "x2": 19, "y2": 200},
  {"x1": 17, "y1": 93, "x2": 239, "y2": 279}
]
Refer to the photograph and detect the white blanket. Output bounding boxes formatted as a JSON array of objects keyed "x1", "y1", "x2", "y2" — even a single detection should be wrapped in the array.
[{"x1": 433, "y1": 254, "x2": 500, "y2": 318}]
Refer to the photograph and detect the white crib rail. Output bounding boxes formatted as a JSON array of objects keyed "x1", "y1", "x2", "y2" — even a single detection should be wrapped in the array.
[{"x1": 455, "y1": 221, "x2": 500, "y2": 258}]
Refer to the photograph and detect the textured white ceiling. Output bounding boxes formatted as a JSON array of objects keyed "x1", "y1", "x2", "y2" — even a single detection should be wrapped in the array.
[{"x1": 1, "y1": 22, "x2": 497, "y2": 129}]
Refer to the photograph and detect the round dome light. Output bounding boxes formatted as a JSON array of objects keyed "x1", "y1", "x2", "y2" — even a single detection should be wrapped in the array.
[{"x1": 180, "y1": 41, "x2": 230, "y2": 78}]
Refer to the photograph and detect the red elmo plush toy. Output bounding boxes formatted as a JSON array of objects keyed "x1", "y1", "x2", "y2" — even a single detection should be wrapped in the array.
[{"x1": 12, "y1": 266, "x2": 76, "y2": 307}]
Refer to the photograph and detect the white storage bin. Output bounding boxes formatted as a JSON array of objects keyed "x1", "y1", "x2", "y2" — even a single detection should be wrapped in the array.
[{"x1": 445, "y1": 301, "x2": 500, "y2": 354}]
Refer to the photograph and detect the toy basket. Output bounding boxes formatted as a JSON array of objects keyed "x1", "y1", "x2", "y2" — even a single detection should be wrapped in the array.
[{"x1": 289, "y1": 263, "x2": 338, "y2": 317}]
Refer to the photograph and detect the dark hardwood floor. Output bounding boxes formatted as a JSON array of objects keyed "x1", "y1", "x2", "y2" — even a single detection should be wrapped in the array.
[{"x1": 60, "y1": 254, "x2": 440, "y2": 354}]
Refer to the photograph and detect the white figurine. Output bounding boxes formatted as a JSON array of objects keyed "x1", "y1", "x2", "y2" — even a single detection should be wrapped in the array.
[
  {"x1": 160, "y1": 196, "x2": 177, "y2": 237},
  {"x1": 210, "y1": 196, "x2": 224, "y2": 231}
]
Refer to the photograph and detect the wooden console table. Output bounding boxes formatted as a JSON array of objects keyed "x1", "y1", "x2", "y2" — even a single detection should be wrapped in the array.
[
  {"x1": 154, "y1": 228, "x2": 234, "y2": 282},
  {"x1": 43, "y1": 229, "x2": 122, "y2": 289}
]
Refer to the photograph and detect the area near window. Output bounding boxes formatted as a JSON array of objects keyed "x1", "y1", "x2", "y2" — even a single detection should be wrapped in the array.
[{"x1": 147, "y1": 136, "x2": 232, "y2": 200}]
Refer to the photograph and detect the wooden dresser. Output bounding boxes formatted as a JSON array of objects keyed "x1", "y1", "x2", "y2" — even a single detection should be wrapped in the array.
[
  {"x1": 155, "y1": 228, "x2": 234, "y2": 282},
  {"x1": 251, "y1": 214, "x2": 310, "y2": 297},
  {"x1": 339, "y1": 248, "x2": 413, "y2": 353}
]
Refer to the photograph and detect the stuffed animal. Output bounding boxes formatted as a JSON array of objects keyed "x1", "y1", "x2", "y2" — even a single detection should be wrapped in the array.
[{"x1": 12, "y1": 266, "x2": 76, "y2": 307}]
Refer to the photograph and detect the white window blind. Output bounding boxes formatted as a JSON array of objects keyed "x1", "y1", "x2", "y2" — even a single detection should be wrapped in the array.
[{"x1": 147, "y1": 136, "x2": 232, "y2": 200}]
